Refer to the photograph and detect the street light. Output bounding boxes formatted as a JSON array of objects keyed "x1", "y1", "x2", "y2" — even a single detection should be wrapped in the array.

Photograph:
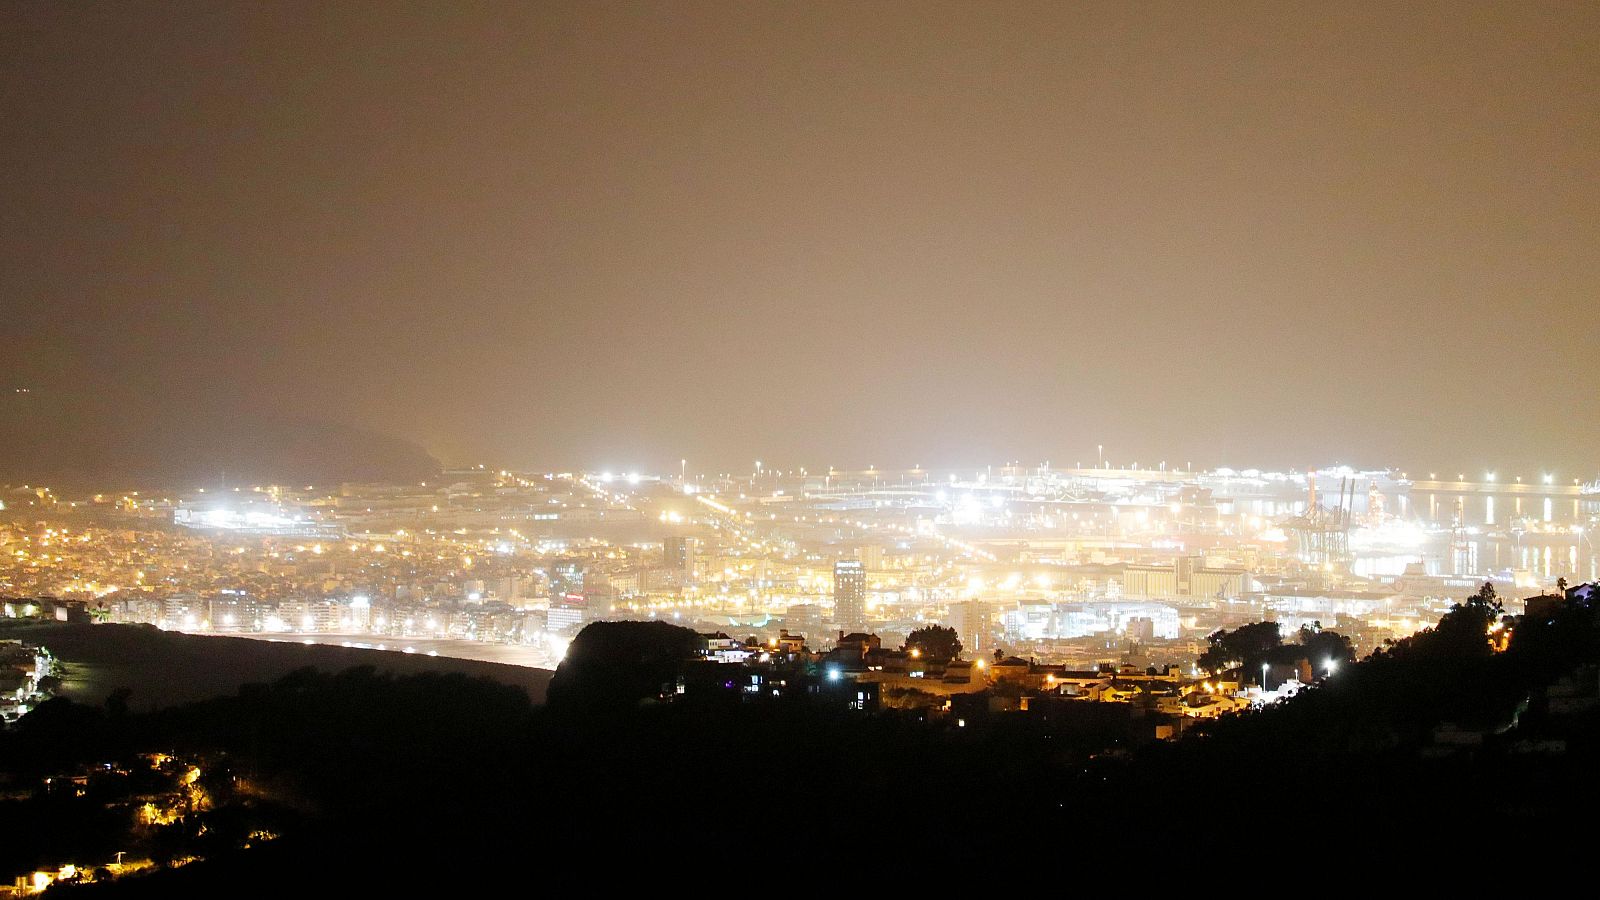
[{"x1": 1261, "y1": 662, "x2": 1269, "y2": 695}]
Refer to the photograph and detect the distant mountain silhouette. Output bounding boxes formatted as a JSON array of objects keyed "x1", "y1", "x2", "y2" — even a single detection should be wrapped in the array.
[{"x1": 0, "y1": 390, "x2": 439, "y2": 489}]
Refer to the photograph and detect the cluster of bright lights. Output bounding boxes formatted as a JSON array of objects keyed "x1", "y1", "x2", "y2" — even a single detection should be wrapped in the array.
[{"x1": 179, "y1": 508, "x2": 301, "y2": 530}]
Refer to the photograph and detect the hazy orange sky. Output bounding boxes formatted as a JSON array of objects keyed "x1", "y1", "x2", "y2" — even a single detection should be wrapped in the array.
[{"x1": 5, "y1": 2, "x2": 1597, "y2": 478}]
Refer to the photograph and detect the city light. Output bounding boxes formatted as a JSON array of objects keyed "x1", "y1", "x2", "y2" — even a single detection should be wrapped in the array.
[
  {"x1": 27, "y1": 466, "x2": 1600, "y2": 894},
  {"x1": 0, "y1": 2, "x2": 1592, "y2": 871}
]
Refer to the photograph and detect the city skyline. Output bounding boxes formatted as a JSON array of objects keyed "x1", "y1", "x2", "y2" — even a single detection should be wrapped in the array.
[{"x1": 5, "y1": 2, "x2": 1599, "y2": 882}]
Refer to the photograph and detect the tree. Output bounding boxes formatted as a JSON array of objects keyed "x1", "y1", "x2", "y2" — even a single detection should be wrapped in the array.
[
  {"x1": 1298, "y1": 626, "x2": 1356, "y2": 669},
  {"x1": 904, "y1": 625, "x2": 963, "y2": 662},
  {"x1": 1199, "y1": 621, "x2": 1283, "y2": 675},
  {"x1": 105, "y1": 686, "x2": 133, "y2": 719},
  {"x1": 1428, "y1": 581, "x2": 1504, "y2": 658}
]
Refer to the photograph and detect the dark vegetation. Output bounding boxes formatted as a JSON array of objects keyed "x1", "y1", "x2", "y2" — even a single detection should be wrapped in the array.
[
  {"x1": 6, "y1": 585, "x2": 1598, "y2": 889},
  {"x1": 1090, "y1": 584, "x2": 1600, "y2": 831},
  {"x1": 13, "y1": 622, "x2": 552, "y2": 709},
  {"x1": 1198, "y1": 619, "x2": 1356, "y2": 677},
  {"x1": 902, "y1": 623, "x2": 963, "y2": 662},
  {"x1": 545, "y1": 620, "x2": 701, "y2": 713}
]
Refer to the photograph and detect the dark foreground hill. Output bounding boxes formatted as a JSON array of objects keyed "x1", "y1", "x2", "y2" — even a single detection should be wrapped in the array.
[
  {"x1": 7, "y1": 587, "x2": 1599, "y2": 889},
  {"x1": 10, "y1": 622, "x2": 551, "y2": 707}
]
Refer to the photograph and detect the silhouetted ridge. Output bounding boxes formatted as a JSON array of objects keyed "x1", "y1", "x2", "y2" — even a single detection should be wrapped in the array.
[
  {"x1": 0, "y1": 390, "x2": 438, "y2": 488},
  {"x1": 545, "y1": 621, "x2": 701, "y2": 713}
]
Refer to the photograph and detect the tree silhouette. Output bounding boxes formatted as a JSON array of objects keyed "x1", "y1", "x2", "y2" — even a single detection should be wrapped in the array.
[
  {"x1": 904, "y1": 625, "x2": 963, "y2": 662},
  {"x1": 1199, "y1": 621, "x2": 1282, "y2": 674},
  {"x1": 1427, "y1": 581, "x2": 1504, "y2": 657},
  {"x1": 1297, "y1": 625, "x2": 1356, "y2": 669}
]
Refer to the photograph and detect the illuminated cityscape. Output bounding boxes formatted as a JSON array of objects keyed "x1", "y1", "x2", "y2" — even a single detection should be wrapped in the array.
[
  {"x1": 6, "y1": 463, "x2": 1597, "y2": 679},
  {"x1": 2, "y1": 0, "x2": 1598, "y2": 887}
]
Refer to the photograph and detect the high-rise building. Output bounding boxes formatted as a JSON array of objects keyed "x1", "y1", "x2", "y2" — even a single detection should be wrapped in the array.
[
  {"x1": 833, "y1": 559, "x2": 866, "y2": 632},
  {"x1": 547, "y1": 558, "x2": 609, "y2": 631},
  {"x1": 949, "y1": 600, "x2": 993, "y2": 654},
  {"x1": 548, "y1": 558, "x2": 584, "y2": 602},
  {"x1": 857, "y1": 543, "x2": 884, "y2": 570},
  {"x1": 663, "y1": 536, "x2": 692, "y2": 575}
]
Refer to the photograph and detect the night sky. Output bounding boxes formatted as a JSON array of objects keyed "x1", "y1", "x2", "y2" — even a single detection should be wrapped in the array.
[{"x1": 5, "y1": 2, "x2": 1597, "y2": 479}]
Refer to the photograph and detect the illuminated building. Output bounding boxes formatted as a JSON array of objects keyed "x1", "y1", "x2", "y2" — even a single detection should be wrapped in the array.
[
  {"x1": 948, "y1": 600, "x2": 994, "y2": 653},
  {"x1": 856, "y1": 543, "x2": 883, "y2": 570},
  {"x1": 833, "y1": 559, "x2": 866, "y2": 632},
  {"x1": 662, "y1": 535, "x2": 693, "y2": 578},
  {"x1": 548, "y1": 558, "x2": 584, "y2": 601},
  {"x1": 546, "y1": 558, "x2": 594, "y2": 633}
]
